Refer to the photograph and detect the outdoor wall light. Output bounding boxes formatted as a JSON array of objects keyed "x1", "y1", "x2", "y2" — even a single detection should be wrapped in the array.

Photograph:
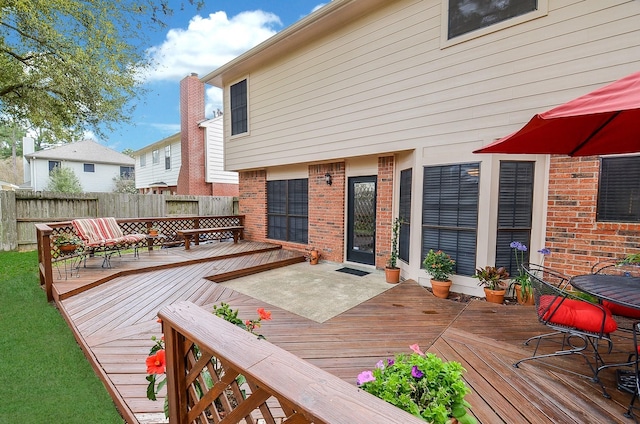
[{"x1": 325, "y1": 172, "x2": 332, "y2": 186}]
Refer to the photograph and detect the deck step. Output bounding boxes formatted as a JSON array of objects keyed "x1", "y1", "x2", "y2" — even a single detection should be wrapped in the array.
[{"x1": 207, "y1": 250, "x2": 307, "y2": 282}]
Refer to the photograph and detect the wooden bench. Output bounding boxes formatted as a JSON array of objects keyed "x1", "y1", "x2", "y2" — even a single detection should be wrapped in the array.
[{"x1": 177, "y1": 226, "x2": 244, "y2": 250}]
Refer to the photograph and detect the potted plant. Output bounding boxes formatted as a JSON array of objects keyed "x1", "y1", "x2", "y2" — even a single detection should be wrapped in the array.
[
  {"x1": 473, "y1": 266, "x2": 509, "y2": 304},
  {"x1": 306, "y1": 247, "x2": 320, "y2": 265},
  {"x1": 509, "y1": 242, "x2": 550, "y2": 305},
  {"x1": 54, "y1": 233, "x2": 82, "y2": 253},
  {"x1": 423, "y1": 249, "x2": 455, "y2": 299},
  {"x1": 147, "y1": 226, "x2": 160, "y2": 236},
  {"x1": 385, "y1": 218, "x2": 402, "y2": 284},
  {"x1": 357, "y1": 344, "x2": 477, "y2": 424}
]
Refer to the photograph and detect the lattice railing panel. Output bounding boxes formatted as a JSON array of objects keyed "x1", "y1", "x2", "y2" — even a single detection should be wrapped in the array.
[
  {"x1": 179, "y1": 340, "x2": 284, "y2": 424},
  {"x1": 160, "y1": 302, "x2": 426, "y2": 424}
]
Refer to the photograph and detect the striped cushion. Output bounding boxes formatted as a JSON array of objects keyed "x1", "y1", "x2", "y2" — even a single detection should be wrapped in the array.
[
  {"x1": 72, "y1": 218, "x2": 145, "y2": 247},
  {"x1": 73, "y1": 217, "x2": 124, "y2": 243}
]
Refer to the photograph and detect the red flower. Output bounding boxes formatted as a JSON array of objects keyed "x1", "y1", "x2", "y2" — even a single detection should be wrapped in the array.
[
  {"x1": 146, "y1": 349, "x2": 166, "y2": 374},
  {"x1": 257, "y1": 308, "x2": 272, "y2": 320}
]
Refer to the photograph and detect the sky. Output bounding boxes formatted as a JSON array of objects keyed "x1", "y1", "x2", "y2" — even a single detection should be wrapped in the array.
[{"x1": 102, "y1": 1, "x2": 327, "y2": 153}]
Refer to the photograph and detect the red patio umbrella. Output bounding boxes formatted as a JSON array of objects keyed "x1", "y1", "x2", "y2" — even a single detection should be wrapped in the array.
[{"x1": 474, "y1": 71, "x2": 640, "y2": 156}]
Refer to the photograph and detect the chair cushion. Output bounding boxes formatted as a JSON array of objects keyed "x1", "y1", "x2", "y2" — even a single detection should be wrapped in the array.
[
  {"x1": 602, "y1": 300, "x2": 640, "y2": 319},
  {"x1": 538, "y1": 295, "x2": 618, "y2": 334}
]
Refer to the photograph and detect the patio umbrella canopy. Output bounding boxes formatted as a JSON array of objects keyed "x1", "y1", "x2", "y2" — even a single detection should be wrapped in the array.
[{"x1": 474, "y1": 71, "x2": 640, "y2": 156}]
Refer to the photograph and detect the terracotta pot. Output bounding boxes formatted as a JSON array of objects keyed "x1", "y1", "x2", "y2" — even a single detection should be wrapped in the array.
[
  {"x1": 149, "y1": 229, "x2": 158, "y2": 236},
  {"x1": 515, "y1": 284, "x2": 535, "y2": 305},
  {"x1": 484, "y1": 287, "x2": 506, "y2": 304},
  {"x1": 309, "y1": 250, "x2": 320, "y2": 265},
  {"x1": 59, "y1": 244, "x2": 78, "y2": 253},
  {"x1": 431, "y1": 279, "x2": 452, "y2": 299},
  {"x1": 385, "y1": 267, "x2": 400, "y2": 284}
]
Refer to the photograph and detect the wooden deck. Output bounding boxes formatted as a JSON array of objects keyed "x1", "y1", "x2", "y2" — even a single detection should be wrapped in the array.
[{"x1": 52, "y1": 241, "x2": 637, "y2": 423}]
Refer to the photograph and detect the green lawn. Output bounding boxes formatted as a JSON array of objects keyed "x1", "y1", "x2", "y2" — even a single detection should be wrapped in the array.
[{"x1": 0, "y1": 251, "x2": 124, "y2": 423}]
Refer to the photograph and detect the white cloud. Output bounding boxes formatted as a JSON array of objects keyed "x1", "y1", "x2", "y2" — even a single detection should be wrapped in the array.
[
  {"x1": 311, "y1": 3, "x2": 327, "y2": 13},
  {"x1": 144, "y1": 11, "x2": 282, "y2": 82}
]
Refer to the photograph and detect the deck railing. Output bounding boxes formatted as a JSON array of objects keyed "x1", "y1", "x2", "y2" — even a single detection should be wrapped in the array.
[
  {"x1": 158, "y1": 301, "x2": 426, "y2": 424},
  {"x1": 36, "y1": 215, "x2": 245, "y2": 302}
]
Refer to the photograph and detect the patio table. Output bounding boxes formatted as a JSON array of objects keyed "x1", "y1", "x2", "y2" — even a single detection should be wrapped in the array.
[
  {"x1": 571, "y1": 274, "x2": 640, "y2": 311},
  {"x1": 571, "y1": 273, "x2": 640, "y2": 398}
]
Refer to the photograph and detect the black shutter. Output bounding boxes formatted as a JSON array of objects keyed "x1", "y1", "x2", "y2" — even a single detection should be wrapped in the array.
[
  {"x1": 399, "y1": 168, "x2": 412, "y2": 263},
  {"x1": 598, "y1": 156, "x2": 640, "y2": 222}
]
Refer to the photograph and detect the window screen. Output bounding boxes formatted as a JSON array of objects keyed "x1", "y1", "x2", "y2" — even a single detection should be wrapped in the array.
[
  {"x1": 84, "y1": 163, "x2": 95, "y2": 173},
  {"x1": 422, "y1": 163, "x2": 479, "y2": 276},
  {"x1": 399, "y1": 168, "x2": 412, "y2": 263},
  {"x1": 448, "y1": 0, "x2": 537, "y2": 39},
  {"x1": 230, "y1": 79, "x2": 248, "y2": 135},
  {"x1": 495, "y1": 161, "x2": 534, "y2": 274},
  {"x1": 267, "y1": 179, "x2": 308, "y2": 243},
  {"x1": 598, "y1": 156, "x2": 640, "y2": 222}
]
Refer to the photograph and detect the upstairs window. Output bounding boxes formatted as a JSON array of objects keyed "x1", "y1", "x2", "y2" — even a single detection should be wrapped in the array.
[
  {"x1": 120, "y1": 166, "x2": 134, "y2": 178},
  {"x1": 164, "y1": 146, "x2": 171, "y2": 170},
  {"x1": 230, "y1": 79, "x2": 248, "y2": 135},
  {"x1": 140, "y1": 154, "x2": 146, "y2": 167},
  {"x1": 152, "y1": 149, "x2": 159, "y2": 164},
  {"x1": 598, "y1": 156, "x2": 640, "y2": 222},
  {"x1": 84, "y1": 163, "x2": 95, "y2": 173},
  {"x1": 448, "y1": 0, "x2": 538, "y2": 39},
  {"x1": 48, "y1": 161, "x2": 60, "y2": 173}
]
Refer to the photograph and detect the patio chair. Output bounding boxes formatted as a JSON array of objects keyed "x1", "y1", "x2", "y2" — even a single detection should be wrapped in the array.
[
  {"x1": 618, "y1": 321, "x2": 640, "y2": 423},
  {"x1": 513, "y1": 263, "x2": 618, "y2": 397}
]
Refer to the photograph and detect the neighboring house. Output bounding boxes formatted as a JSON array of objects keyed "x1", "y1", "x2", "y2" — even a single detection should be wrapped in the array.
[
  {"x1": 134, "y1": 74, "x2": 239, "y2": 196},
  {"x1": 202, "y1": 0, "x2": 640, "y2": 296},
  {"x1": 134, "y1": 133, "x2": 181, "y2": 194},
  {"x1": 23, "y1": 139, "x2": 135, "y2": 193}
]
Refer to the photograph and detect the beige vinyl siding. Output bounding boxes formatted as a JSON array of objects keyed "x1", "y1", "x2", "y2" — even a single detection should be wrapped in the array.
[
  {"x1": 223, "y1": 0, "x2": 640, "y2": 171},
  {"x1": 203, "y1": 116, "x2": 239, "y2": 184}
]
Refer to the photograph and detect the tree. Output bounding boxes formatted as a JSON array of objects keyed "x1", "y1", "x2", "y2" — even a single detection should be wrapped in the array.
[
  {"x1": 45, "y1": 166, "x2": 82, "y2": 193},
  {"x1": 113, "y1": 175, "x2": 137, "y2": 194},
  {"x1": 121, "y1": 148, "x2": 136, "y2": 158},
  {"x1": 0, "y1": 1, "x2": 204, "y2": 142}
]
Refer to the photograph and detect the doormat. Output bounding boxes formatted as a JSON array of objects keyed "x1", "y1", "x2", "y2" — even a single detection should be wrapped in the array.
[{"x1": 336, "y1": 267, "x2": 370, "y2": 277}]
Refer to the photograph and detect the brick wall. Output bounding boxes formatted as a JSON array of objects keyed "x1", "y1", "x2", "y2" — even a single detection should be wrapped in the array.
[
  {"x1": 238, "y1": 159, "x2": 395, "y2": 267},
  {"x1": 308, "y1": 163, "x2": 345, "y2": 262},
  {"x1": 177, "y1": 73, "x2": 212, "y2": 195},
  {"x1": 212, "y1": 182, "x2": 239, "y2": 197},
  {"x1": 239, "y1": 170, "x2": 267, "y2": 241},
  {"x1": 545, "y1": 156, "x2": 640, "y2": 275},
  {"x1": 375, "y1": 156, "x2": 394, "y2": 269}
]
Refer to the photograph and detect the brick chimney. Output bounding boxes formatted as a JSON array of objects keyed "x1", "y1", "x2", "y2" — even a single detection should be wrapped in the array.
[{"x1": 177, "y1": 73, "x2": 212, "y2": 195}]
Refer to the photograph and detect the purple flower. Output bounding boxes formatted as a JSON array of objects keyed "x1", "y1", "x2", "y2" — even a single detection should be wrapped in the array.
[
  {"x1": 376, "y1": 360, "x2": 384, "y2": 369},
  {"x1": 513, "y1": 241, "x2": 527, "y2": 252},
  {"x1": 357, "y1": 370, "x2": 376, "y2": 385},
  {"x1": 387, "y1": 358, "x2": 395, "y2": 367},
  {"x1": 411, "y1": 366, "x2": 424, "y2": 379},
  {"x1": 538, "y1": 248, "x2": 551, "y2": 255}
]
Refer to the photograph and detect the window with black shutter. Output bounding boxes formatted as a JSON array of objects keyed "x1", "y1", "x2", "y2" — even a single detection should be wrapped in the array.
[
  {"x1": 267, "y1": 179, "x2": 308, "y2": 243},
  {"x1": 399, "y1": 168, "x2": 412, "y2": 263},
  {"x1": 495, "y1": 161, "x2": 534, "y2": 274},
  {"x1": 597, "y1": 156, "x2": 640, "y2": 223},
  {"x1": 422, "y1": 163, "x2": 479, "y2": 276},
  {"x1": 230, "y1": 79, "x2": 248, "y2": 135}
]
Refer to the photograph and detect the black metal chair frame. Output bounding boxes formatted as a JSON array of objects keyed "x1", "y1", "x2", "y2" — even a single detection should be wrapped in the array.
[
  {"x1": 513, "y1": 263, "x2": 615, "y2": 397},
  {"x1": 618, "y1": 321, "x2": 640, "y2": 422}
]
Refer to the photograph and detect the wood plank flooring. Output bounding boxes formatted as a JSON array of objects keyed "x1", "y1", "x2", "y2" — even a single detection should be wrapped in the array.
[{"x1": 52, "y1": 243, "x2": 637, "y2": 424}]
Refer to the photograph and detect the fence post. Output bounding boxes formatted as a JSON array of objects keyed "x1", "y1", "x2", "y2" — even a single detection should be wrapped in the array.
[
  {"x1": 35, "y1": 224, "x2": 54, "y2": 302},
  {"x1": 163, "y1": 321, "x2": 189, "y2": 424}
]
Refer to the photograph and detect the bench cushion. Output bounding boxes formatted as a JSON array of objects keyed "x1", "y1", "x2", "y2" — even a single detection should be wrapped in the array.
[{"x1": 72, "y1": 217, "x2": 145, "y2": 247}]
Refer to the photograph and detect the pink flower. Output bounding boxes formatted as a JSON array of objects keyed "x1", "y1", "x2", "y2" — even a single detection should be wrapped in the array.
[
  {"x1": 356, "y1": 370, "x2": 376, "y2": 385},
  {"x1": 409, "y1": 344, "x2": 424, "y2": 355}
]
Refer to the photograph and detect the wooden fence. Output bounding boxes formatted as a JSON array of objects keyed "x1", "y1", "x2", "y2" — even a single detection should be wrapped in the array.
[
  {"x1": 159, "y1": 301, "x2": 426, "y2": 424},
  {"x1": 0, "y1": 191, "x2": 237, "y2": 251}
]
